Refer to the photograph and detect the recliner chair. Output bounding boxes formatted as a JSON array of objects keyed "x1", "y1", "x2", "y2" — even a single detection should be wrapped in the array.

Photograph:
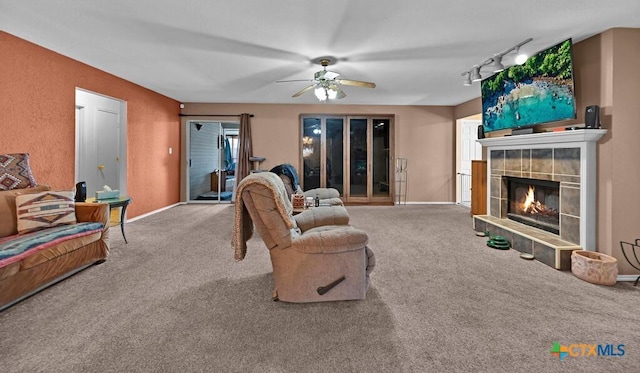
[{"x1": 232, "y1": 172, "x2": 375, "y2": 302}]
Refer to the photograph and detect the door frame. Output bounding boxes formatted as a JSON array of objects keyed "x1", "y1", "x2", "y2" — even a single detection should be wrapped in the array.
[
  {"x1": 184, "y1": 120, "x2": 239, "y2": 203},
  {"x1": 345, "y1": 116, "x2": 394, "y2": 204},
  {"x1": 299, "y1": 114, "x2": 394, "y2": 204}
]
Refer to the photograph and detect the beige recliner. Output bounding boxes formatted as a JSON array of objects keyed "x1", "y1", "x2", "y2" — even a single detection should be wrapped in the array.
[{"x1": 232, "y1": 172, "x2": 375, "y2": 303}]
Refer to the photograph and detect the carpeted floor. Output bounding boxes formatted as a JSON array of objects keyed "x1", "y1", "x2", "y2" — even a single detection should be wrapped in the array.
[{"x1": 1, "y1": 204, "x2": 638, "y2": 372}]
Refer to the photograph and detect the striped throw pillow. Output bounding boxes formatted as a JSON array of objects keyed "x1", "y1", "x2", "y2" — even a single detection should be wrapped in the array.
[{"x1": 15, "y1": 191, "x2": 77, "y2": 234}]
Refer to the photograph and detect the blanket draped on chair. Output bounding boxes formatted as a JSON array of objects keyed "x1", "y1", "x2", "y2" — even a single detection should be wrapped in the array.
[{"x1": 232, "y1": 172, "x2": 295, "y2": 261}]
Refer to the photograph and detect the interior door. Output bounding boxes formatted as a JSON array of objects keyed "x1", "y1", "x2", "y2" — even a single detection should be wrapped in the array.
[
  {"x1": 459, "y1": 119, "x2": 482, "y2": 206},
  {"x1": 75, "y1": 89, "x2": 125, "y2": 198}
]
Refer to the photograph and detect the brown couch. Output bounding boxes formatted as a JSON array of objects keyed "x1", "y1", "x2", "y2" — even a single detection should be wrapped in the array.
[
  {"x1": 0, "y1": 185, "x2": 110, "y2": 311},
  {"x1": 233, "y1": 172, "x2": 375, "y2": 303}
]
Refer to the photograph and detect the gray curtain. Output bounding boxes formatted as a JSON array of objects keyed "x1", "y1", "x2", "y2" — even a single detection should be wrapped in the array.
[{"x1": 236, "y1": 113, "x2": 253, "y2": 183}]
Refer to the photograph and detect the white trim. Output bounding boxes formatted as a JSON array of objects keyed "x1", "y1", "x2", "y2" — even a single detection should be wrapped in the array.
[
  {"x1": 127, "y1": 202, "x2": 184, "y2": 223},
  {"x1": 478, "y1": 128, "x2": 607, "y2": 147},
  {"x1": 616, "y1": 275, "x2": 640, "y2": 282},
  {"x1": 395, "y1": 202, "x2": 457, "y2": 205}
]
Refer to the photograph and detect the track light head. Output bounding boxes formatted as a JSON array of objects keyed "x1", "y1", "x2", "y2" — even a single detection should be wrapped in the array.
[
  {"x1": 514, "y1": 47, "x2": 528, "y2": 65},
  {"x1": 470, "y1": 66, "x2": 482, "y2": 82},
  {"x1": 463, "y1": 72, "x2": 472, "y2": 86},
  {"x1": 491, "y1": 55, "x2": 505, "y2": 72}
]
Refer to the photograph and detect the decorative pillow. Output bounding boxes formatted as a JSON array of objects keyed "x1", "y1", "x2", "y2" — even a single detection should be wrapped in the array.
[
  {"x1": 0, "y1": 153, "x2": 37, "y2": 191},
  {"x1": 15, "y1": 191, "x2": 76, "y2": 234}
]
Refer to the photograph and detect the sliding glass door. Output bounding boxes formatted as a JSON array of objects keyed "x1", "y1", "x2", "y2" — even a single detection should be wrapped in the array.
[{"x1": 301, "y1": 115, "x2": 393, "y2": 204}]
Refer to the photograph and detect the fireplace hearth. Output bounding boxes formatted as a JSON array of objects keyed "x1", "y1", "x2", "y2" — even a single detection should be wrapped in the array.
[{"x1": 506, "y1": 176, "x2": 560, "y2": 234}]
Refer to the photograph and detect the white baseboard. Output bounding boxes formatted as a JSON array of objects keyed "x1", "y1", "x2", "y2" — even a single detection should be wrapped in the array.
[
  {"x1": 616, "y1": 274, "x2": 640, "y2": 282},
  {"x1": 395, "y1": 202, "x2": 457, "y2": 205},
  {"x1": 127, "y1": 202, "x2": 184, "y2": 223}
]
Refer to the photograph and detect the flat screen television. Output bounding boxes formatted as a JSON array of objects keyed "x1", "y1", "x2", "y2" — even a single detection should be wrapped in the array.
[{"x1": 481, "y1": 39, "x2": 576, "y2": 133}]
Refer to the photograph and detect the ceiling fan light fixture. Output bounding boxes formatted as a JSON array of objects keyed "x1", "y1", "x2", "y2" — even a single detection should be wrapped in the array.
[
  {"x1": 314, "y1": 86, "x2": 327, "y2": 101},
  {"x1": 327, "y1": 87, "x2": 338, "y2": 100}
]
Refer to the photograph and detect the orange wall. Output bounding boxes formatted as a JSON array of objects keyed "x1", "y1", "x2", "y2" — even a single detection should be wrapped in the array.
[
  {"x1": 0, "y1": 32, "x2": 181, "y2": 217},
  {"x1": 181, "y1": 103, "x2": 456, "y2": 202}
]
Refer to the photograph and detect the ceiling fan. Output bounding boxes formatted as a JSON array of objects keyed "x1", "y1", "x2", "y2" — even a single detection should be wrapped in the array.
[{"x1": 277, "y1": 57, "x2": 376, "y2": 101}]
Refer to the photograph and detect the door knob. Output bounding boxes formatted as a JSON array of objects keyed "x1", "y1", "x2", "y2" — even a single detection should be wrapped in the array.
[{"x1": 97, "y1": 165, "x2": 105, "y2": 171}]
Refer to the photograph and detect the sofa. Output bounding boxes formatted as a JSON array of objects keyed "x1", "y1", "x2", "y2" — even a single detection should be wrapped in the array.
[
  {"x1": 233, "y1": 172, "x2": 375, "y2": 303},
  {"x1": 0, "y1": 185, "x2": 110, "y2": 311}
]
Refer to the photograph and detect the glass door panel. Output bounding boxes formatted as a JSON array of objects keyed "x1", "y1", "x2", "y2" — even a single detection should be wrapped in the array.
[
  {"x1": 349, "y1": 118, "x2": 368, "y2": 197},
  {"x1": 372, "y1": 119, "x2": 391, "y2": 197},
  {"x1": 302, "y1": 117, "x2": 321, "y2": 190},
  {"x1": 325, "y1": 118, "x2": 344, "y2": 195}
]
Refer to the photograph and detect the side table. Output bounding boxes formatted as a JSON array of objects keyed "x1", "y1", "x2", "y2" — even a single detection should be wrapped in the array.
[{"x1": 87, "y1": 196, "x2": 132, "y2": 243}]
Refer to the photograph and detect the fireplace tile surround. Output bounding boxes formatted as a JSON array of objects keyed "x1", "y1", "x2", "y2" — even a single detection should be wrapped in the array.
[{"x1": 474, "y1": 129, "x2": 607, "y2": 270}]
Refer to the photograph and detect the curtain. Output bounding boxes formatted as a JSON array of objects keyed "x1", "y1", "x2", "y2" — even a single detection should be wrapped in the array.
[{"x1": 236, "y1": 113, "x2": 253, "y2": 183}]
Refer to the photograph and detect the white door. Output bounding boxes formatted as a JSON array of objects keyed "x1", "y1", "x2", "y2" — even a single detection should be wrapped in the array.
[
  {"x1": 460, "y1": 119, "x2": 482, "y2": 206},
  {"x1": 75, "y1": 89, "x2": 126, "y2": 198}
]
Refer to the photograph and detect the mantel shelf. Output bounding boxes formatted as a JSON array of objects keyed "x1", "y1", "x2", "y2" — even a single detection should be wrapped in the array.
[{"x1": 478, "y1": 128, "x2": 607, "y2": 147}]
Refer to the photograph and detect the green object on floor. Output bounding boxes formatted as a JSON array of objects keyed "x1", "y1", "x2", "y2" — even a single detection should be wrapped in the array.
[{"x1": 487, "y1": 235, "x2": 510, "y2": 250}]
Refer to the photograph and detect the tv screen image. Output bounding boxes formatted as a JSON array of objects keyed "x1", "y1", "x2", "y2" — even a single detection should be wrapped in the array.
[{"x1": 481, "y1": 39, "x2": 576, "y2": 133}]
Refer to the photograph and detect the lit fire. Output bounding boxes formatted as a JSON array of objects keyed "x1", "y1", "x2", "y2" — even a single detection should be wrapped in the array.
[{"x1": 522, "y1": 186, "x2": 545, "y2": 214}]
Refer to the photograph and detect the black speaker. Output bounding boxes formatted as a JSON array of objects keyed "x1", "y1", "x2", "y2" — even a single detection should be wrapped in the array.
[
  {"x1": 585, "y1": 105, "x2": 600, "y2": 128},
  {"x1": 477, "y1": 125, "x2": 485, "y2": 139},
  {"x1": 75, "y1": 181, "x2": 86, "y2": 202}
]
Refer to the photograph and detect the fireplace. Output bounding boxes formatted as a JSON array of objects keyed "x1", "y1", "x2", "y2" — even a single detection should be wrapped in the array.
[
  {"x1": 505, "y1": 177, "x2": 560, "y2": 235},
  {"x1": 473, "y1": 129, "x2": 607, "y2": 270}
]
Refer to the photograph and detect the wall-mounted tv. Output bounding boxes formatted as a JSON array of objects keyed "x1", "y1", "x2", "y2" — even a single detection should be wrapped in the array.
[{"x1": 481, "y1": 39, "x2": 576, "y2": 133}]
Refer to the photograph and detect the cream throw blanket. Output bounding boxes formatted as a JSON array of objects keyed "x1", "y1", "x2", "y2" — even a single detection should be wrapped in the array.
[{"x1": 232, "y1": 172, "x2": 295, "y2": 261}]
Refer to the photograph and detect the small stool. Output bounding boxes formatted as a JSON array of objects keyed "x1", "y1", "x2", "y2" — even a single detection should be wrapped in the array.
[{"x1": 249, "y1": 156, "x2": 266, "y2": 173}]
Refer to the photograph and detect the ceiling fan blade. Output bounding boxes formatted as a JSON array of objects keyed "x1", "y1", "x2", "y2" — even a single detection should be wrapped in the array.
[
  {"x1": 338, "y1": 79, "x2": 376, "y2": 88},
  {"x1": 276, "y1": 79, "x2": 314, "y2": 83},
  {"x1": 292, "y1": 84, "x2": 316, "y2": 97}
]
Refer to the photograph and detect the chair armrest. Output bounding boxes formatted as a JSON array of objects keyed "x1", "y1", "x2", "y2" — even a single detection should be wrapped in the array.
[
  {"x1": 294, "y1": 205, "x2": 349, "y2": 232},
  {"x1": 75, "y1": 202, "x2": 110, "y2": 227},
  {"x1": 292, "y1": 227, "x2": 368, "y2": 254},
  {"x1": 304, "y1": 188, "x2": 340, "y2": 199}
]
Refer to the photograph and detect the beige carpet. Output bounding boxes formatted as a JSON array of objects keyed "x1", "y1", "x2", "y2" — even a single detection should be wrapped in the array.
[{"x1": 1, "y1": 204, "x2": 638, "y2": 372}]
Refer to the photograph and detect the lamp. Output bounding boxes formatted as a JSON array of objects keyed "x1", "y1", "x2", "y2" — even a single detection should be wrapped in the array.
[{"x1": 461, "y1": 38, "x2": 532, "y2": 85}]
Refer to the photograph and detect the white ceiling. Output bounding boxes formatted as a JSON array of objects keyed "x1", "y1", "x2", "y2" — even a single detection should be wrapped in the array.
[{"x1": 2, "y1": 0, "x2": 640, "y2": 106}]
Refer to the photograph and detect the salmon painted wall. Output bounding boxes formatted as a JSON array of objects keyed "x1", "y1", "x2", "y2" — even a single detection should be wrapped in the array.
[
  {"x1": 0, "y1": 31, "x2": 181, "y2": 218},
  {"x1": 181, "y1": 103, "x2": 456, "y2": 203}
]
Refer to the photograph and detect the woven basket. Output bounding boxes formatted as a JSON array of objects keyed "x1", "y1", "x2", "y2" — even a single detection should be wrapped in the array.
[{"x1": 571, "y1": 250, "x2": 618, "y2": 286}]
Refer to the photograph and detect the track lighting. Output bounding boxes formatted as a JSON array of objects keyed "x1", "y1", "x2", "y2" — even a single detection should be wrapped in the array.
[
  {"x1": 462, "y1": 72, "x2": 472, "y2": 86},
  {"x1": 470, "y1": 66, "x2": 482, "y2": 82},
  {"x1": 490, "y1": 55, "x2": 505, "y2": 72},
  {"x1": 461, "y1": 38, "x2": 532, "y2": 85}
]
